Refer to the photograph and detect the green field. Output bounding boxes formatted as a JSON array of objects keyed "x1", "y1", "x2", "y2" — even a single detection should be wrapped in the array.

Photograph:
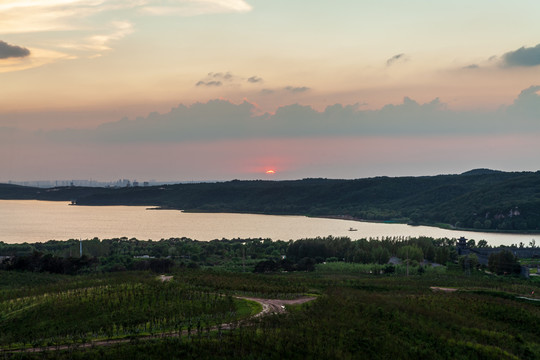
[{"x1": 1, "y1": 265, "x2": 540, "y2": 359}]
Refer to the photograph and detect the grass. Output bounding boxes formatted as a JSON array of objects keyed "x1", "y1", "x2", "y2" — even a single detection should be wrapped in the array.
[{"x1": 233, "y1": 298, "x2": 263, "y2": 318}]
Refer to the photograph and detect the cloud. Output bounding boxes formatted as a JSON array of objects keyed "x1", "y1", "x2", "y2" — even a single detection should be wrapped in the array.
[
  {"x1": 196, "y1": 72, "x2": 263, "y2": 88},
  {"x1": 196, "y1": 80, "x2": 222, "y2": 87},
  {"x1": 5, "y1": 85, "x2": 540, "y2": 152},
  {"x1": 196, "y1": 71, "x2": 237, "y2": 86},
  {"x1": 284, "y1": 86, "x2": 310, "y2": 93},
  {"x1": 0, "y1": 0, "x2": 253, "y2": 34},
  {"x1": 386, "y1": 53, "x2": 406, "y2": 66},
  {"x1": 140, "y1": 0, "x2": 252, "y2": 16},
  {"x1": 0, "y1": 40, "x2": 30, "y2": 59},
  {"x1": 59, "y1": 21, "x2": 134, "y2": 53},
  {"x1": 501, "y1": 43, "x2": 540, "y2": 67},
  {"x1": 462, "y1": 64, "x2": 479, "y2": 70},
  {"x1": 0, "y1": 0, "x2": 115, "y2": 34},
  {"x1": 247, "y1": 76, "x2": 263, "y2": 83},
  {"x1": 507, "y1": 85, "x2": 540, "y2": 118},
  {"x1": 5, "y1": 87, "x2": 540, "y2": 181},
  {"x1": 0, "y1": 47, "x2": 74, "y2": 73},
  {"x1": 0, "y1": 0, "x2": 253, "y2": 70},
  {"x1": 27, "y1": 86, "x2": 537, "y2": 147},
  {"x1": 210, "y1": 72, "x2": 233, "y2": 80}
]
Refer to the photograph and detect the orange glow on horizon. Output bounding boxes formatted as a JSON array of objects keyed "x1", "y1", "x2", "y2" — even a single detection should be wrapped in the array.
[{"x1": 265, "y1": 169, "x2": 276, "y2": 174}]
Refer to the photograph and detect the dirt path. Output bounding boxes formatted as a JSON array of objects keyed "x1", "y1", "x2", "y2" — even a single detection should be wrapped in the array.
[
  {"x1": 239, "y1": 296, "x2": 316, "y2": 317},
  {"x1": 430, "y1": 286, "x2": 458, "y2": 293},
  {"x1": 1, "y1": 296, "x2": 316, "y2": 354}
]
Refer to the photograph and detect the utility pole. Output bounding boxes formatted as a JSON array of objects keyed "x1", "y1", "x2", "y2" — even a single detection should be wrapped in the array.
[{"x1": 242, "y1": 243, "x2": 245, "y2": 273}]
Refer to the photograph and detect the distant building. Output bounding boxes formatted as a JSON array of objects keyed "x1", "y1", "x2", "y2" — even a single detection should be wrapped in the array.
[{"x1": 457, "y1": 237, "x2": 467, "y2": 254}]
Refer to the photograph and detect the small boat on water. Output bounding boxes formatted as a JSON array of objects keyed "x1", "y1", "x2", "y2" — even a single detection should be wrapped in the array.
[{"x1": 349, "y1": 227, "x2": 357, "y2": 231}]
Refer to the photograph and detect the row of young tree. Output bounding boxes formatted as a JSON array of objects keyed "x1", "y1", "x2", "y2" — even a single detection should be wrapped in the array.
[
  {"x1": 0, "y1": 272, "x2": 246, "y2": 349},
  {"x1": 5, "y1": 269, "x2": 540, "y2": 359}
]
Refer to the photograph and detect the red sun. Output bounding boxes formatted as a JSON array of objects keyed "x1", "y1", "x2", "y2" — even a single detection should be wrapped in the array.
[{"x1": 265, "y1": 169, "x2": 276, "y2": 174}]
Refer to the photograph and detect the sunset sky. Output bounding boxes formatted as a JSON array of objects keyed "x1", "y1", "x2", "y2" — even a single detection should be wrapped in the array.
[{"x1": 1, "y1": 0, "x2": 540, "y2": 182}]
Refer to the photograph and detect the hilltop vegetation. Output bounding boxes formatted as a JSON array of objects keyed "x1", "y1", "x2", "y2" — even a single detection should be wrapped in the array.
[{"x1": 2, "y1": 169, "x2": 540, "y2": 232}]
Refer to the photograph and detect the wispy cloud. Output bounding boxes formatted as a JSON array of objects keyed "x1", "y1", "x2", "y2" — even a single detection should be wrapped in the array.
[
  {"x1": 0, "y1": 0, "x2": 253, "y2": 34},
  {"x1": 140, "y1": 0, "x2": 252, "y2": 16},
  {"x1": 0, "y1": 0, "x2": 253, "y2": 70},
  {"x1": 0, "y1": 40, "x2": 30, "y2": 59},
  {"x1": 284, "y1": 86, "x2": 310, "y2": 93},
  {"x1": 462, "y1": 64, "x2": 479, "y2": 70},
  {"x1": 59, "y1": 21, "x2": 134, "y2": 54},
  {"x1": 0, "y1": 0, "x2": 111, "y2": 34},
  {"x1": 0, "y1": 47, "x2": 73, "y2": 74},
  {"x1": 386, "y1": 53, "x2": 406, "y2": 66},
  {"x1": 247, "y1": 76, "x2": 263, "y2": 83},
  {"x1": 501, "y1": 43, "x2": 540, "y2": 67}
]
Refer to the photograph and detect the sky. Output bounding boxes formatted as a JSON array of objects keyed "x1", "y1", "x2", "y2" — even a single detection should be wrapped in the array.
[{"x1": 1, "y1": 0, "x2": 540, "y2": 182}]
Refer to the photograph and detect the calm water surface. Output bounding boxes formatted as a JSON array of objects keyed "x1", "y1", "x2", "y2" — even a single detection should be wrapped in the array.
[{"x1": 0, "y1": 200, "x2": 537, "y2": 247}]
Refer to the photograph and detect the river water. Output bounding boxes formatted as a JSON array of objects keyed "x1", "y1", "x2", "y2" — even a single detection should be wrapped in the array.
[{"x1": 0, "y1": 200, "x2": 537, "y2": 247}]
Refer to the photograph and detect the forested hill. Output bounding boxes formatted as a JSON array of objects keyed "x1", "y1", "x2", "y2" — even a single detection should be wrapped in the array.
[{"x1": 1, "y1": 170, "x2": 540, "y2": 232}]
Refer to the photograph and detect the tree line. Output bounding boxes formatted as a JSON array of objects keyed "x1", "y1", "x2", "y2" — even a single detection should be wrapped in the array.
[{"x1": 0, "y1": 235, "x2": 525, "y2": 276}]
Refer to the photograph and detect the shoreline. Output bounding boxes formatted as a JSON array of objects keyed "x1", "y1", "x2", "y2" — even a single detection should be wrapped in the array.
[
  {"x1": 147, "y1": 206, "x2": 540, "y2": 237},
  {"x1": 313, "y1": 214, "x2": 540, "y2": 236}
]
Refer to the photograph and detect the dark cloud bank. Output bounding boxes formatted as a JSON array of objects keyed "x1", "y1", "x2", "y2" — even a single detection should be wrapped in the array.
[
  {"x1": 0, "y1": 40, "x2": 30, "y2": 59},
  {"x1": 502, "y1": 43, "x2": 540, "y2": 67},
  {"x1": 21, "y1": 86, "x2": 539, "y2": 145}
]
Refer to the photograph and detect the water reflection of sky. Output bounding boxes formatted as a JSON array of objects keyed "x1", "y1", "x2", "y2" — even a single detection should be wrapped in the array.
[{"x1": 0, "y1": 200, "x2": 537, "y2": 247}]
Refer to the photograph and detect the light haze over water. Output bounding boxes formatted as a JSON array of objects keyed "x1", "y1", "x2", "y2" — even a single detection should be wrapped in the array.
[{"x1": 0, "y1": 200, "x2": 537, "y2": 247}]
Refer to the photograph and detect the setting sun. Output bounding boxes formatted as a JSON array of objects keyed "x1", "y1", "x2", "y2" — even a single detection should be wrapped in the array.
[{"x1": 265, "y1": 169, "x2": 276, "y2": 174}]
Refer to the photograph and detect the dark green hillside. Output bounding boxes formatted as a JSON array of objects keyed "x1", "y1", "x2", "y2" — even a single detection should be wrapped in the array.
[
  {"x1": 2, "y1": 170, "x2": 540, "y2": 231},
  {"x1": 0, "y1": 184, "x2": 109, "y2": 201},
  {"x1": 0, "y1": 184, "x2": 42, "y2": 199}
]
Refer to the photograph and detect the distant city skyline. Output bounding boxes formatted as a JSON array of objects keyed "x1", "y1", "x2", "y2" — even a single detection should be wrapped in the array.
[
  {"x1": 1, "y1": 1, "x2": 540, "y2": 181},
  {"x1": 7, "y1": 179, "x2": 198, "y2": 188}
]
